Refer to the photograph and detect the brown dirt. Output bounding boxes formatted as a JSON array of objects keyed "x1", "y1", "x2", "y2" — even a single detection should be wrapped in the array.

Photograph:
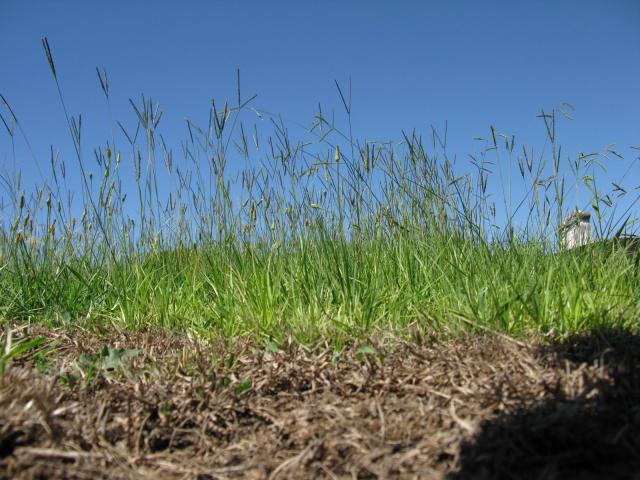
[{"x1": 1, "y1": 326, "x2": 639, "y2": 479}]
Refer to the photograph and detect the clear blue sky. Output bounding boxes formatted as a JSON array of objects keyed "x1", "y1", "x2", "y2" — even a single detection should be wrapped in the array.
[{"x1": 1, "y1": 0, "x2": 639, "y2": 232}]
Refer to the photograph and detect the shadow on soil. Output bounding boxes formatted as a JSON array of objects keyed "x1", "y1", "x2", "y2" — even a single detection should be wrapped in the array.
[{"x1": 449, "y1": 327, "x2": 640, "y2": 480}]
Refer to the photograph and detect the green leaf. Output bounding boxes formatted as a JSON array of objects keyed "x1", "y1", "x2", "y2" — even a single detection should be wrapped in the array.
[
  {"x1": 235, "y1": 378, "x2": 252, "y2": 393},
  {"x1": 264, "y1": 339, "x2": 280, "y2": 353},
  {"x1": 102, "y1": 347, "x2": 139, "y2": 371},
  {"x1": 6, "y1": 337, "x2": 47, "y2": 360},
  {"x1": 355, "y1": 345, "x2": 376, "y2": 362},
  {"x1": 1, "y1": 337, "x2": 48, "y2": 376}
]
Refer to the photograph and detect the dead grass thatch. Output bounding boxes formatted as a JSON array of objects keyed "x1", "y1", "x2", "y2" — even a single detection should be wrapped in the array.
[{"x1": 1, "y1": 327, "x2": 639, "y2": 479}]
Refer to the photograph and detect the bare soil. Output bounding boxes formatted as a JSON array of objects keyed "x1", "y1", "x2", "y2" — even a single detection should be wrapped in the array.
[{"x1": 1, "y1": 326, "x2": 639, "y2": 479}]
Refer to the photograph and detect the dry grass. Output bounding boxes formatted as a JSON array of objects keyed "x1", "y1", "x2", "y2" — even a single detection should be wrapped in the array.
[{"x1": 1, "y1": 327, "x2": 639, "y2": 479}]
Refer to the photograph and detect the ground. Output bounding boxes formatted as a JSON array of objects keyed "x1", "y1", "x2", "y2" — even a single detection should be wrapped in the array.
[{"x1": 1, "y1": 326, "x2": 639, "y2": 479}]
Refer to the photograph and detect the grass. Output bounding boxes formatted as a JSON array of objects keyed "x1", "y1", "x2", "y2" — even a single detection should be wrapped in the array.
[{"x1": 1, "y1": 38, "x2": 639, "y2": 345}]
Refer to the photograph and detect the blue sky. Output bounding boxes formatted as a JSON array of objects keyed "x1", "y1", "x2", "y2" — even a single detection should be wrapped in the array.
[{"x1": 1, "y1": 0, "x2": 639, "y2": 232}]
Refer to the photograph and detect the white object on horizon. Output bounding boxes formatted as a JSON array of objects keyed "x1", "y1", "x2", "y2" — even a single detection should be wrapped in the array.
[{"x1": 560, "y1": 210, "x2": 593, "y2": 249}]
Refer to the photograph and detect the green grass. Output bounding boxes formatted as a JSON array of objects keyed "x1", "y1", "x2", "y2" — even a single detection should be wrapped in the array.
[{"x1": 1, "y1": 39, "x2": 639, "y2": 345}]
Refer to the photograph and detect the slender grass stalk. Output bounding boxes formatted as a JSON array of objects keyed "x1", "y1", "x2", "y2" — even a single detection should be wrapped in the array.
[{"x1": 1, "y1": 40, "x2": 639, "y2": 343}]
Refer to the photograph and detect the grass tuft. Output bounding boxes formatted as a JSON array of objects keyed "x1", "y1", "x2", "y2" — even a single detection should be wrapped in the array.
[{"x1": 1, "y1": 39, "x2": 639, "y2": 344}]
